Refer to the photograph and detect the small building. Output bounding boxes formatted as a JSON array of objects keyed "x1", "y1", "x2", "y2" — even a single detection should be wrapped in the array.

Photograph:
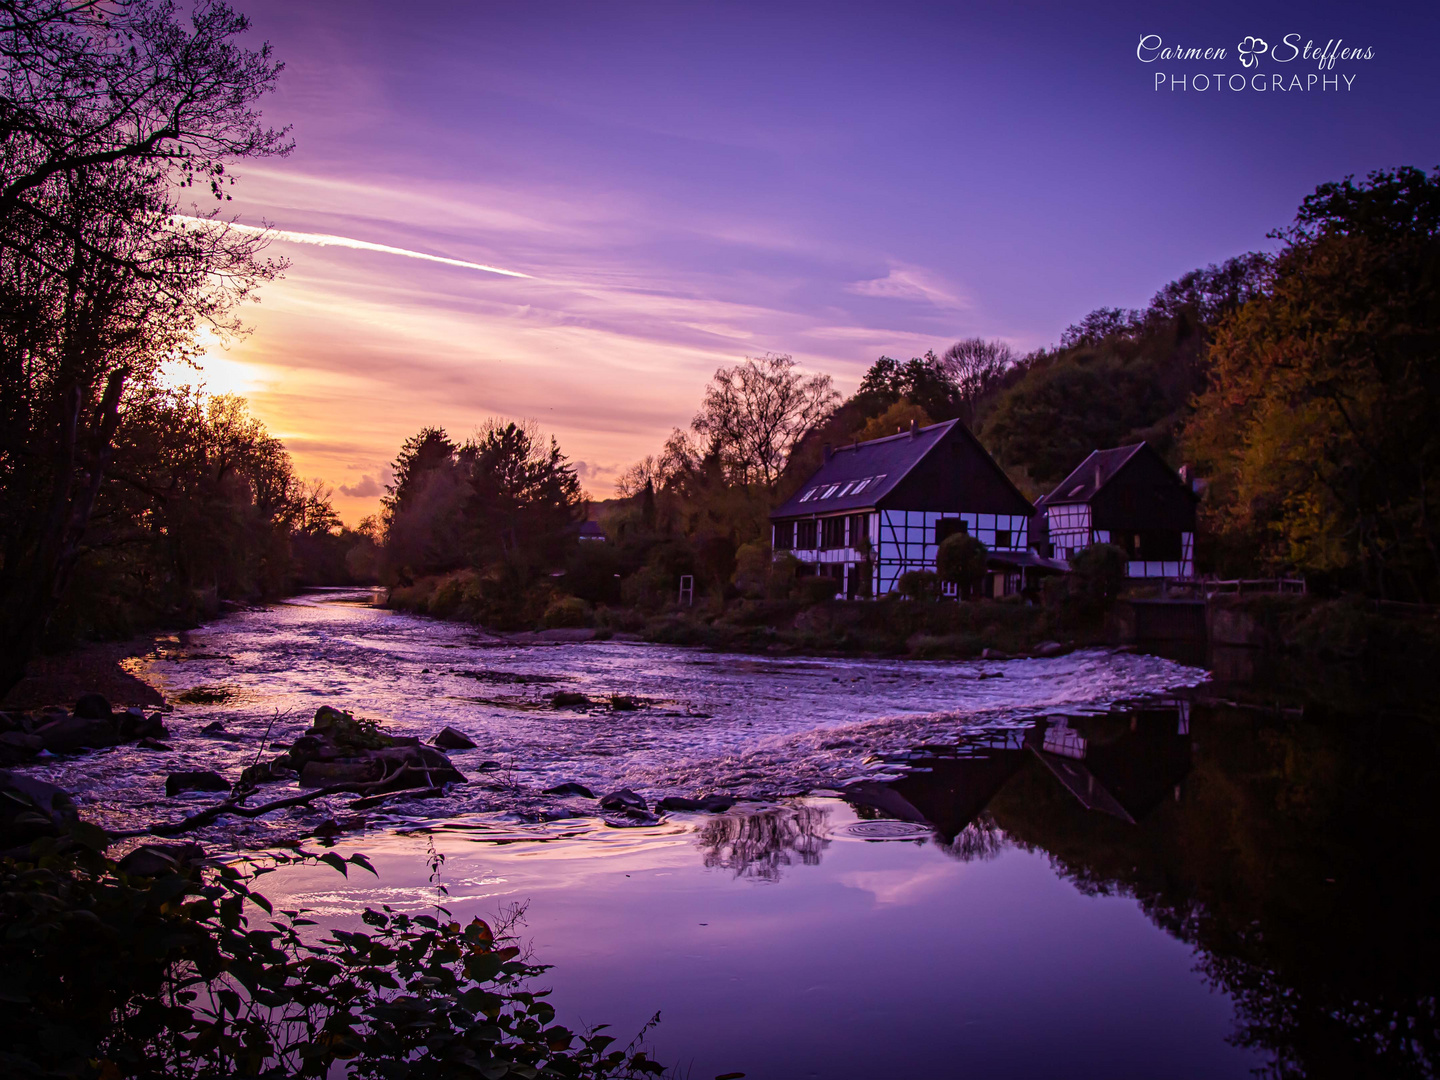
[
  {"x1": 769, "y1": 419, "x2": 1034, "y2": 598},
  {"x1": 577, "y1": 520, "x2": 607, "y2": 543},
  {"x1": 1034, "y1": 443, "x2": 1197, "y2": 579}
]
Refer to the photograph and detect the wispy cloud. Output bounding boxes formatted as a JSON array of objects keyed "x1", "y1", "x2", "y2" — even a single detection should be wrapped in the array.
[
  {"x1": 171, "y1": 216, "x2": 533, "y2": 278},
  {"x1": 845, "y1": 263, "x2": 969, "y2": 309}
]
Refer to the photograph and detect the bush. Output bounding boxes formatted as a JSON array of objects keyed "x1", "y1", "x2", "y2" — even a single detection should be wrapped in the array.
[
  {"x1": 0, "y1": 829, "x2": 666, "y2": 1079},
  {"x1": 732, "y1": 541, "x2": 771, "y2": 598},
  {"x1": 896, "y1": 569, "x2": 941, "y2": 601},
  {"x1": 543, "y1": 595, "x2": 592, "y2": 628},
  {"x1": 797, "y1": 575, "x2": 842, "y2": 605},
  {"x1": 936, "y1": 533, "x2": 988, "y2": 598}
]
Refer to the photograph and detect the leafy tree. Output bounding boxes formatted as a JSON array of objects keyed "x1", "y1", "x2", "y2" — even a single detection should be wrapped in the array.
[
  {"x1": 1184, "y1": 167, "x2": 1440, "y2": 599},
  {"x1": 982, "y1": 253, "x2": 1270, "y2": 490},
  {"x1": 0, "y1": 0, "x2": 287, "y2": 694},
  {"x1": 937, "y1": 532, "x2": 988, "y2": 599},
  {"x1": 381, "y1": 426, "x2": 457, "y2": 530},
  {"x1": 461, "y1": 418, "x2": 584, "y2": 564},
  {"x1": 854, "y1": 399, "x2": 933, "y2": 442}
]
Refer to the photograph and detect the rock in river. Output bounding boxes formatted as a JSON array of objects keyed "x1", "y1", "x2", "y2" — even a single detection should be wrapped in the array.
[
  {"x1": 599, "y1": 788, "x2": 647, "y2": 812},
  {"x1": 431, "y1": 726, "x2": 477, "y2": 750},
  {"x1": 165, "y1": 771, "x2": 230, "y2": 797},
  {"x1": 544, "y1": 782, "x2": 596, "y2": 798}
]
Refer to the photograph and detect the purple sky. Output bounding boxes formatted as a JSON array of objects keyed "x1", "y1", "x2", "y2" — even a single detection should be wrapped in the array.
[{"x1": 193, "y1": 0, "x2": 1439, "y2": 521}]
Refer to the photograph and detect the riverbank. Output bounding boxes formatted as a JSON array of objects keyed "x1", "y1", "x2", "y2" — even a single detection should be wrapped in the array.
[
  {"x1": 1, "y1": 634, "x2": 167, "y2": 711},
  {"x1": 387, "y1": 571, "x2": 1105, "y2": 659}
]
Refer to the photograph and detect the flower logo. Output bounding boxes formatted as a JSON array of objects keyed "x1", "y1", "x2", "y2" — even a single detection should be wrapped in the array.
[{"x1": 1238, "y1": 36, "x2": 1268, "y2": 68}]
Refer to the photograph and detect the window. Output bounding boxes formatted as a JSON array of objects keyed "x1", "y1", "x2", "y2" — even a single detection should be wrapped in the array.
[
  {"x1": 799, "y1": 488, "x2": 818, "y2": 503},
  {"x1": 1130, "y1": 531, "x2": 1181, "y2": 560},
  {"x1": 796, "y1": 520, "x2": 818, "y2": 549},
  {"x1": 995, "y1": 529, "x2": 1012, "y2": 549},
  {"x1": 848, "y1": 513, "x2": 869, "y2": 548},
  {"x1": 821, "y1": 517, "x2": 846, "y2": 549},
  {"x1": 935, "y1": 518, "x2": 968, "y2": 544},
  {"x1": 850, "y1": 477, "x2": 870, "y2": 494},
  {"x1": 773, "y1": 521, "x2": 795, "y2": 550},
  {"x1": 835, "y1": 481, "x2": 854, "y2": 497},
  {"x1": 1067, "y1": 484, "x2": 1085, "y2": 497},
  {"x1": 820, "y1": 484, "x2": 840, "y2": 499}
]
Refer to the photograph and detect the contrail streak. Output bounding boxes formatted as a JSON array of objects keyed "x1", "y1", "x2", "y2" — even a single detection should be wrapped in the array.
[{"x1": 171, "y1": 216, "x2": 532, "y2": 278}]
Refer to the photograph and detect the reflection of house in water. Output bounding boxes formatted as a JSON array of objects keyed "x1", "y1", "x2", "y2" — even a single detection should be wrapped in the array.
[
  {"x1": 845, "y1": 703, "x2": 1194, "y2": 845},
  {"x1": 1028, "y1": 705, "x2": 1192, "y2": 824},
  {"x1": 695, "y1": 804, "x2": 831, "y2": 882}
]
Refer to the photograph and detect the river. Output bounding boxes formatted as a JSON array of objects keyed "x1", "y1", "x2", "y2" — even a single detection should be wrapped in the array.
[{"x1": 19, "y1": 589, "x2": 1440, "y2": 1078}]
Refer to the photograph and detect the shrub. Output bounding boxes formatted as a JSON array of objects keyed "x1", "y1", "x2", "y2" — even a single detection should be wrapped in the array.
[
  {"x1": 936, "y1": 533, "x2": 988, "y2": 598},
  {"x1": 0, "y1": 828, "x2": 666, "y2": 1079},
  {"x1": 797, "y1": 575, "x2": 842, "y2": 605},
  {"x1": 543, "y1": 595, "x2": 592, "y2": 628},
  {"x1": 732, "y1": 541, "x2": 771, "y2": 598},
  {"x1": 896, "y1": 569, "x2": 941, "y2": 601}
]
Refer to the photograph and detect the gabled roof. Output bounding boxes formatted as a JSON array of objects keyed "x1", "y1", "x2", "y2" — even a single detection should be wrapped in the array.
[
  {"x1": 1036, "y1": 443, "x2": 1149, "y2": 507},
  {"x1": 769, "y1": 419, "x2": 957, "y2": 518}
]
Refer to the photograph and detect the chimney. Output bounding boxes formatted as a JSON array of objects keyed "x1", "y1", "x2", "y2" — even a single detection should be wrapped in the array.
[
  {"x1": 1094, "y1": 462, "x2": 1102, "y2": 490},
  {"x1": 823, "y1": 442, "x2": 833, "y2": 461},
  {"x1": 909, "y1": 418, "x2": 918, "y2": 438}
]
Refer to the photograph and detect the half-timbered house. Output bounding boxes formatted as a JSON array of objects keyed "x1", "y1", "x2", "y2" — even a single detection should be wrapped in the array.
[
  {"x1": 1034, "y1": 442, "x2": 1198, "y2": 579},
  {"x1": 769, "y1": 419, "x2": 1034, "y2": 598}
]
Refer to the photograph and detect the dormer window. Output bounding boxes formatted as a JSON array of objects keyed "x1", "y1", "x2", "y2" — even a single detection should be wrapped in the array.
[{"x1": 799, "y1": 488, "x2": 819, "y2": 502}]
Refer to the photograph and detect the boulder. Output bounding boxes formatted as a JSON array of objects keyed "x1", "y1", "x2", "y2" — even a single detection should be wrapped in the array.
[
  {"x1": 135, "y1": 737, "x2": 173, "y2": 752},
  {"x1": 599, "y1": 788, "x2": 647, "y2": 813},
  {"x1": 368, "y1": 744, "x2": 466, "y2": 787},
  {"x1": 980, "y1": 648, "x2": 1012, "y2": 660},
  {"x1": 656, "y1": 794, "x2": 736, "y2": 814},
  {"x1": 543, "y1": 782, "x2": 596, "y2": 799},
  {"x1": 0, "y1": 731, "x2": 43, "y2": 763},
  {"x1": 35, "y1": 714, "x2": 119, "y2": 753},
  {"x1": 165, "y1": 771, "x2": 229, "y2": 797},
  {"x1": 0, "y1": 771, "x2": 78, "y2": 847},
  {"x1": 299, "y1": 759, "x2": 383, "y2": 787},
  {"x1": 431, "y1": 726, "x2": 477, "y2": 750},
  {"x1": 239, "y1": 759, "x2": 296, "y2": 786},
  {"x1": 609, "y1": 695, "x2": 641, "y2": 711},
  {"x1": 1033, "y1": 641, "x2": 1067, "y2": 658},
  {"x1": 117, "y1": 842, "x2": 204, "y2": 878},
  {"x1": 550, "y1": 691, "x2": 593, "y2": 709},
  {"x1": 73, "y1": 693, "x2": 113, "y2": 720},
  {"x1": 118, "y1": 709, "x2": 170, "y2": 741}
]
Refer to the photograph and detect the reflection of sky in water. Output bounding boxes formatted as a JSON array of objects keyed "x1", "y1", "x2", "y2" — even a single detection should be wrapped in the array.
[
  {"x1": 25, "y1": 589, "x2": 1205, "y2": 845},
  {"x1": 262, "y1": 799, "x2": 1262, "y2": 1080}
]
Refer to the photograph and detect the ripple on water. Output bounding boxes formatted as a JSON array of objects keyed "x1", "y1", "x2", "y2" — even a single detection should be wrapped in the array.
[{"x1": 18, "y1": 588, "x2": 1208, "y2": 844}]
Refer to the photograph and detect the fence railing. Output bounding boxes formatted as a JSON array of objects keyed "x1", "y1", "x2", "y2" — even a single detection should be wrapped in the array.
[{"x1": 1161, "y1": 577, "x2": 1307, "y2": 598}]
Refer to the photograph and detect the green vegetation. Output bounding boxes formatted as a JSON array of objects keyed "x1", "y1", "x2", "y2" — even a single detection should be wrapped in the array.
[{"x1": 0, "y1": 825, "x2": 665, "y2": 1078}]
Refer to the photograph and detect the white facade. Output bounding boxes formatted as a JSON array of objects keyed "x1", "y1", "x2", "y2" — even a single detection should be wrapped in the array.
[
  {"x1": 1045, "y1": 503, "x2": 1194, "y2": 579},
  {"x1": 777, "y1": 509, "x2": 1029, "y2": 597}
]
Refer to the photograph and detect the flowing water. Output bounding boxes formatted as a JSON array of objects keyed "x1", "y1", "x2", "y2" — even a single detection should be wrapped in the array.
[{"x1": 18, "y1": 589, "x2": 1440, "y2": 1078}]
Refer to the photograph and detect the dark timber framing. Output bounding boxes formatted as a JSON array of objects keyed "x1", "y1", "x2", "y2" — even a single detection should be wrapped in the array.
[
  {"x1": 1034, "y1": 442, "x2": 1199, "y2": 579},
  {"x1": 770, "y1": 419, "x2": 1035, "y2": 598}
]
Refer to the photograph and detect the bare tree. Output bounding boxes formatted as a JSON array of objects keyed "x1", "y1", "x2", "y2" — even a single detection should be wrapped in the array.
[
  {"x1": 0, "y1": 0, "x2": 288, "y2": 694},
  {"x1": 691, "y1": 354, "x2": 838, "y2": 488},
  {"x1": 940, "y1": 337, "x2": 1016, "y2": 428}
]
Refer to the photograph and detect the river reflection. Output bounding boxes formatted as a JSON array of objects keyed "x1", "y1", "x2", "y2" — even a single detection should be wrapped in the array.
[
  {"x1": 695, "y1": 804, "x2": 832, "y2": 881},
  {"x1": 683, "y1": 699, "x2": 1438, "y2": 1080}
]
